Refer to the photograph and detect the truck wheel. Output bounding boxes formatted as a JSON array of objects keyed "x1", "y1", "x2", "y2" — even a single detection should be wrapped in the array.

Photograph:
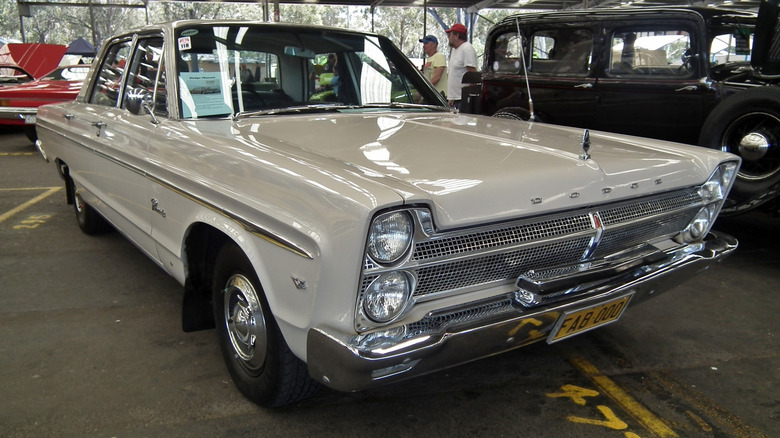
[
  {"x1": 68, "y1": 176, "x2": 111, "y2": 235},
  {"x1": 699, "y1": 87, "x2": 780, "y2": 204},
  {"x1": 212, "y1": 243, "x2": 318, "y2": 408}
]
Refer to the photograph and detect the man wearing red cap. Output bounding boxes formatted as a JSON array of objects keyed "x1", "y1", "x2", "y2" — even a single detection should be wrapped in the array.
[{"x1": 445, "y1": 23, "x2": 478, "y2": 110}]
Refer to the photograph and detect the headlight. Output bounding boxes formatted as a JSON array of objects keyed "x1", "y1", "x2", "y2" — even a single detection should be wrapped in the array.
[
  {"x1": 363, "y1": 271, "x2": 412, "y2": 323},
  {"x1": 368, "y1": 211, "x2": 413, "y2": 264},
  {"x1": 684, "y1": 207, "x2": 712, "y2": 241},
  {"x1": 700, "y1": 161, "x2": 738, "y2": 203}
]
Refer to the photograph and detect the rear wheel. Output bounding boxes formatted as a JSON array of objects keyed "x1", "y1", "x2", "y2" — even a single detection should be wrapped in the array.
[
  {"x1": 212, "y1": 243, "x2": 318, "y2": 408},
  {"x1": 700, "y1": 87, "x2": 780, "y2": 208}
]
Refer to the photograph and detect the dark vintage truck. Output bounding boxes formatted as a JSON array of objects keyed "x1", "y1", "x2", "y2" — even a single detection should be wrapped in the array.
[{"x1": 464, "y1": 1, "x2": 780, "y2": 214}]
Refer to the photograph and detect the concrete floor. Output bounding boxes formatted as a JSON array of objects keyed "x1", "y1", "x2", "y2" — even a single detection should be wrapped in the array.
[{"x1": 1, "y1": 127, "x2": 778, "y2": 437}]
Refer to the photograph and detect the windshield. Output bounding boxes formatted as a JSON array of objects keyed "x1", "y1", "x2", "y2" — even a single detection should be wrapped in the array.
[{"x1": 174, "y1": 25, "x2": 447, "y2": 119}]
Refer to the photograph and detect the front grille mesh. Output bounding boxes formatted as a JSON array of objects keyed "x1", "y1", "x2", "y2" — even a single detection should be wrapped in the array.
[
  {"x1": 412, "y1": 214, "x2": 592, "y2": 261},
  {"x1": 414, "y1": 237, "x2": 591, "y2": 297}
]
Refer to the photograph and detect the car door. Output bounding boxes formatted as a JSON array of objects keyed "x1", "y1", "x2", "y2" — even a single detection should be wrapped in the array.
[
  {"x1": 482, "y1": 24, "x2": 597, "y2": 127},
  {"x1": 595, "y1": 20, "x2": 711, "y2": 145},
  {"x1": 63, "y1": 36, "x2": 157, "y2": 256}
]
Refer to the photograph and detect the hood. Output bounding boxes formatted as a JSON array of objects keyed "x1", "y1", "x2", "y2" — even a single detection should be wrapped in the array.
[
  {"x1": 232, "y1": 112, "x2": 730, "y2": 228},
  {"x1": 753, "y1": 0, "x2": 780, "y2": 75},
  {"x1": 1, "y1": 43, "x2": 67, "y2": 79}
]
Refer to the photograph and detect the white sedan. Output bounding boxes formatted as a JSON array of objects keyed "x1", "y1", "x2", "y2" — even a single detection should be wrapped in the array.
[{"x1": 35, "y1": 20, "x2": 739, "y2": 408}]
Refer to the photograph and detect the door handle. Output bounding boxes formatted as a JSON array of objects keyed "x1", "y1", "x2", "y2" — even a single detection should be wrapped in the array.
[
  {"x1": 675, "y1": 85, "x2": 698, "y2": 92},
  {"x1": 575, "y1": 83, "x2": 593, "y2": 88},
  {"x1": 91, "y1": 121, "x2": 107, "y2": 137}
]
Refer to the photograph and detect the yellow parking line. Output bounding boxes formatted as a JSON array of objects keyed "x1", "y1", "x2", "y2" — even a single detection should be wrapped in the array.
[
  {"x1": 570, "y1": 355, "x2": 678, "y2": 438},
  {"x1": 0, "y1": 187, "x2": 61, "y2": 224}
]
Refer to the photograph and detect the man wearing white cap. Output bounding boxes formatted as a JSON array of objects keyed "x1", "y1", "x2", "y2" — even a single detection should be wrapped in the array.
[
  {"x1": 445, "y1": 23, "x2": 478, "y2": 110},
  {"x1": 419, "y1": 35, "x2": 448, "y2": 97}
]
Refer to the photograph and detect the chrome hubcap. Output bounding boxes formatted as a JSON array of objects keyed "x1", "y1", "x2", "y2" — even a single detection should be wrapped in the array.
[
  {"x1": 738, "y1": 132, "x2": 770, "y2": 162},
  {"x1": 223, "y1": 274, "x2": 267, "y2": 370},
  {"x1": 721, "y1": 111, "x2": 780, "y2": 181}
]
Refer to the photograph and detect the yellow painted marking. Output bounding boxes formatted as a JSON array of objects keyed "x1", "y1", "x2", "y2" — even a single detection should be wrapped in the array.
[
  {"x1": 547, "y1": 384, "x2": 600, "y2": 406},
  {"x1": 570, "y1": 355, "x2": 678, "y2": 438},
  {"x1": 0, "y1": 187, "x2": 61, "y2": 224},
  {"x1": 685, "y1": 410, "x2": 713, "y2": 432},
  {"x1": 0, "y1": 152, "x2": 35, "y2": 156},
  {"x1": 568, "y1": 404, "x2": 628, "y2": 430}
]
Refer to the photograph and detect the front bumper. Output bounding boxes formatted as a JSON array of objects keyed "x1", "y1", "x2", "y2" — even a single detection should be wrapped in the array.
[{"x1": 306, "y1": 231, "x2": 737, "y2": 392}]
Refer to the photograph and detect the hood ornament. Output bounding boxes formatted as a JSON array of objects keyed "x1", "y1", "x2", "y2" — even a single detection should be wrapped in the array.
[{"x1": 580, "y1": 129, "x2": 591, "y2": 161}]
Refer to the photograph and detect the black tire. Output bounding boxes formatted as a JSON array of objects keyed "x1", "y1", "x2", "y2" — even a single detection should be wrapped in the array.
[
  {"x1": 68, "y1": 176, "x2": 111, "y2": 235},
  {"x1": 699, "y1": 87, "x2": 780, "y2": 204},
  {"x1": 212, "y1": 243, "x2": 318, "y2": 408},
  {"x1": 492, "y1": 107, "x2": 540, "y2": 122}
]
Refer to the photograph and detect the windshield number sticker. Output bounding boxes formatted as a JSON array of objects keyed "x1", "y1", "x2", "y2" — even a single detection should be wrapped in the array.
[{"x1": 178, "y1": 36, "x2": 192, "y2": 52}]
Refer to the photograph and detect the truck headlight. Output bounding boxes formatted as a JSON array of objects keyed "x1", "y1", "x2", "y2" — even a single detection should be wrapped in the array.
[
  {"x1": 363, "y1": 271, "x2": 412, "y2": 323},
  {"x1": 368, "y1": 211, "x2": 413, "y2": 264}
]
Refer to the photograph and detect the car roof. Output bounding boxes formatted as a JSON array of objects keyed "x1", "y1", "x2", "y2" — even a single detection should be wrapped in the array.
[{"x1": 495, "y1": 6, "x2": 756, "y2": 27}]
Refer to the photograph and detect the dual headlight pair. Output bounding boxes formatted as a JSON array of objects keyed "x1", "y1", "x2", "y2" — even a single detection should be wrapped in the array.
[
  {"x1": 361, "y1": 211, "x2": 415, "y2": 325},
  {"x1": 680, "y1": 161, "x2": 739, "y2": 242}
]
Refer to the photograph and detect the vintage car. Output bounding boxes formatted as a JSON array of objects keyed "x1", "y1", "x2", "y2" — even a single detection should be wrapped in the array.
[
  {"x1": 468, "y1": 4, "x2": 780, "y2": 214},
  {"x1": 35, "y1": 20, "x2": 739, "y2": 408},
  {"x1": 0, "y1": 65, "x2": 91, "y2": 141},
  {"x1": 0, "y1": 65, "x2": 34, "y2": 86}
]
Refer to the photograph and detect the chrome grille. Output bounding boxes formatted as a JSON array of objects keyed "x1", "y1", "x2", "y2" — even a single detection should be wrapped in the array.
[
  {"x1": 359, "y1": 187, "x2": 703, "y2": 317},
  {"x1": 412, "y1": 214, "x2": 592, "y2": 261},
  {"x1": 414, "y1": 237, "x2": 591, "y2": 297},
  {"x1": 406, "y1": 297, "x2": 515, "y2": 337},
  {"x1": 599, "y1": 191, "x2": 700, "y2": 225}
]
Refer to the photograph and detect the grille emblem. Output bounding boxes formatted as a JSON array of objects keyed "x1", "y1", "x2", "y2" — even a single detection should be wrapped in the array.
[{"x1": 583, "y1": 211, "x2": 604, "y2": 259}]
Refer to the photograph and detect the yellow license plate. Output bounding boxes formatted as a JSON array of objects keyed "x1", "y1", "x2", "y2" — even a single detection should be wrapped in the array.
[{"x1": 547, "y1": 293, "x2": 633, "y2": 343}]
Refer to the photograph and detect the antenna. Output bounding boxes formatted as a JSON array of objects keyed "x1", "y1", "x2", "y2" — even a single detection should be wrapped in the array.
[{"x1": 516, "y1": 18, "x2": 536, "y2": 122}]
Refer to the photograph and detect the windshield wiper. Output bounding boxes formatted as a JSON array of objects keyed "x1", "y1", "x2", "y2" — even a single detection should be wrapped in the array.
[
  {"x1": 234, "y1": 104, "x2": 357, "y2": 119},
  {"x1": 360, "y1": 102, "x2": 451, "y2": 112}
]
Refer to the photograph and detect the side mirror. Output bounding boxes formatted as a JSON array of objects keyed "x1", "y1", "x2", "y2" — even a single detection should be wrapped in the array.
[{"x1": 125, "y1": 87, "x2": 152, "y2": 116}]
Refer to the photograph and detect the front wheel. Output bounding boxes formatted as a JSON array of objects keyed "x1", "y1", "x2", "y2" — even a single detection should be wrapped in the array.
[
  {"x1": 699, "y1": 87, "x2": 780, "y2": 207},
  {"x1": 212, "y1": 243, "x2": 318, "y2": 408}
]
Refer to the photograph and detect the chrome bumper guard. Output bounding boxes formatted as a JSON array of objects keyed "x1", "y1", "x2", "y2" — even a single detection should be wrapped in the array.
[{"x1": 307, "y1": 231, "x2": 737, "y2": 391}]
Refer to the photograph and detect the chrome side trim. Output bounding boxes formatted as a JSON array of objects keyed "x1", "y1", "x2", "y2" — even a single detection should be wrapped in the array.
[{"x1": 39, "y1": 125, "x2": 313, "y2": 259}]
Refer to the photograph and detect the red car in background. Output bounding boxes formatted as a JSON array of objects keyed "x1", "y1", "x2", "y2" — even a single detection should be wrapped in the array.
[{"x1": 0, "y1": 64, "x2": 90, "y2": 141}]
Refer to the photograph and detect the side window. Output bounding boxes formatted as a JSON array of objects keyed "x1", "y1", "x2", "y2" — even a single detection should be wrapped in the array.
[
  {"x1": 89, "y1": 40, "x2": 132, "y2": 106},
  {"x1": 122, "y1": 37, "x2": 167, "y2": 117},
  {"x1": 609, "y1": 30, "x2": 693, "y2": 77},
  {"x1": 711, "y1": 31, "x2": 752, "y2": 65},
  {"x1": 490, "y1": 32, "x2": 524, "y2": 74},
  {"x1": 529, "y1": 29, "x2": 593, "y2": 75}
]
